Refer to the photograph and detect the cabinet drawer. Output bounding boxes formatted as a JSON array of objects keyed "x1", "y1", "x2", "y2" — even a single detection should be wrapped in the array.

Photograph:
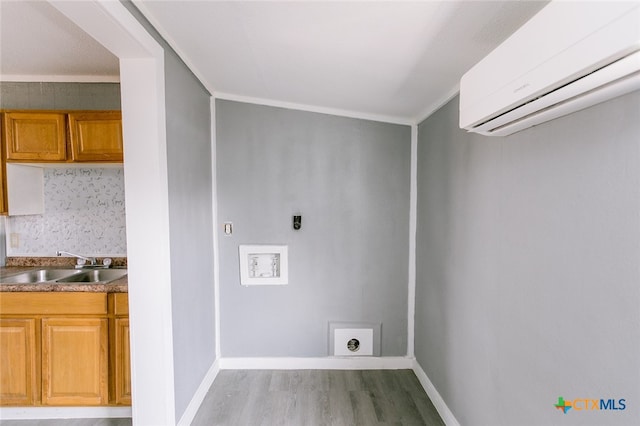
[
  {"x1": 0, "y1": 293, "x2": 107, "y2": 316},
  {"x1": 109, "y1": 293, "x2": 129, "y2": 316}
]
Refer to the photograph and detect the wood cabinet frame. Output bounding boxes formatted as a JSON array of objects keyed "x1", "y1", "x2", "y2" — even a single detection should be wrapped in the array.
[
  {"x1": 1, "y1": 110, "x2": 122, "y2": 164},
  {"x1": 0, "y1": 292, "x2": 130, "y2": 407},
  {"x1": 108, "y1": 293, "x2": 131, "y2": 405},
  {"x1": 0, "y1": 116, "x2": 6, "y2": 215}
]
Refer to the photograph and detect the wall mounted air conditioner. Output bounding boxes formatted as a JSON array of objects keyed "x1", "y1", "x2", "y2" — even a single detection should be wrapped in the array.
[{"x1": 459, "y1": 2, "x2": 640, "y2": 137}]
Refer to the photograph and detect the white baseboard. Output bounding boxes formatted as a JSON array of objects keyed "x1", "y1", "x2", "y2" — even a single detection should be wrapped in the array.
[
  {"x1": 219, "y1": 356, "x2": 413, "y2": 370},
  {"x1": 0, "y1": 406, "x2": 132, "y2": 420},
  {"x1": 412, "y1": 360, "x2": 460, "y2": 426},
  {"x1": 177, "y1": 358, "x2": 221, "y2": 426}
]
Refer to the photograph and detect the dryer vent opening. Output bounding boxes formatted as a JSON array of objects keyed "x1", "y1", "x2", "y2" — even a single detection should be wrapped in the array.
[{"x1": 329, "y1": 322, "x2": 381, "y2": 357}]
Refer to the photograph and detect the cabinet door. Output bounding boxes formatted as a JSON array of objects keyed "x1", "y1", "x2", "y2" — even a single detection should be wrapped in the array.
[
  {"x1": 114, "y1": 318, "x2": 131, "y2": 405},
  {"x1": 0, "y1": 319, "x2": 37, "y2": 405},
  {"x1": 3, "y1": 112, "x2": 67, "y2": 161},
  {"x1": 0, "y1": 116, "x2": 6, "y2": 214},
  {"x1": 0, "y1": 154, "x2": 5, "y2": 215},
  {"x1": 68, "y1": 112, "x2": 123, "y2": 162},
  {"x1": 41, "y1": 318, "x2": 108, "y2": 406}
]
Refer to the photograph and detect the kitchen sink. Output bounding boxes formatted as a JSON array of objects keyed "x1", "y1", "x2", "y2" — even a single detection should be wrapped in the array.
[
  {"x1": 0, "y1": 269, "x2": 82, "y2": 284},
  {"x1": 56, "y1": 269, "x2": 128, "y2": 283},
  {"x1": 1, "y1": 268, "x2": 128, "y2": 284}
]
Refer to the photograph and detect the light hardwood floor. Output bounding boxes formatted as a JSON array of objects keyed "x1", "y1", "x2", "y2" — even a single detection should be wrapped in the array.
[
  {"x1": 0, "y1": 369, "x2": 444, "y2": 426},
  {"x1": 193, "y1": 369, "x2": 445, "y2": 425}
]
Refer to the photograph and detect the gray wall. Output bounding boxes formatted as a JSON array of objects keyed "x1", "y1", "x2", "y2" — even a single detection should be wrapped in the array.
[
  {"x1": 122, "y1": 3, "x2": 216, "y2": 422},
  {"x1": 415, "y1": 91, "x2": 640, "y2": 425},
  {"x1": 0, "y1": 82, "x2": 120, "y2": 109},
  {"x1": 164, "y1": 47, "x2": 215, "y2": 420},
  {"x1": 217, "y1": 100, "x2": 410, "y2": 357}
]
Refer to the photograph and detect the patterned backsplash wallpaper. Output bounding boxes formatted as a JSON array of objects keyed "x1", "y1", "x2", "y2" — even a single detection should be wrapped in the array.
[{"x1": 7, "y1": 167, "x2": 127, "y2": 256}]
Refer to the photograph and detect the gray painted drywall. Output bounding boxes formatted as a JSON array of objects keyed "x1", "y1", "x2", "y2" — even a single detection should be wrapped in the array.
[
  {"x1": 217, "y1": 100, "x2": 410, "y2": 357},
  {"x1": 415, "y1": 91, "x2": 640, "y2": 425},
  {"x1": 164, "y1": 48, "x2": 215, "y2": 420},
  {"x1": 121, "y1": 2, "x2": 216, "y2": 422},
  {"x1": 0, "y1": 82, "x2": 121, "y2": 109}
]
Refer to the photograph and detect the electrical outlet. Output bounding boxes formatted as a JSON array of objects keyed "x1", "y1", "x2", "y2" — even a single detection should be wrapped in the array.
[{"x1": 10, "y1": 233, "x2": 19, "y2": 248}]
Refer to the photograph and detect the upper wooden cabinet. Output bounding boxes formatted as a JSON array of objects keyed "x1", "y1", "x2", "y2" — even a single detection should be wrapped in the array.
[
  {"x1": 68, "y1": 112, "x2": 123, "y2": 162},
  {"x1": 1, "y1": 110, "x2": 122, "y2": 163},
  {"x1": 0, "y1": 119, "x2": 7, "y2": 215},
  {"x1": 3, "y1": 112, "x2": 67, "y2": 161},
  {"x1": 0, "y1": 158, "x2": 6, "y2": 215}
]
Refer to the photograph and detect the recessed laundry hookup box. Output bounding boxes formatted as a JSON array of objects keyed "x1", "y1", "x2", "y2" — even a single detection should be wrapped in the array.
[{"x1": 239, "y1": 245, "x2": 288, "y2": 285}]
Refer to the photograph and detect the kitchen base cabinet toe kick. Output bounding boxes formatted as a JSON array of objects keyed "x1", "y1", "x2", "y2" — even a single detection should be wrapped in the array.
[{"x1": 0, "y1": 292, "x2": 130, "y2": 407}]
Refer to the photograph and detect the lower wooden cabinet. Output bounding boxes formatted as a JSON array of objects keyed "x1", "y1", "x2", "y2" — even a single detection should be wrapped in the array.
[
  {"x1": 0, "y1": 319, "x2": 37, "y2": 405},
  {"x1": 41, "y1": 318, "x2": 108, "y2": 406},
  {"x1": 0, "y1": 292, "x2": 130, "y2": 407},
  {"x1": 113, "y1": 318, "x2": 131, "y2": 405},
  {"x1": 109, "y1": 293, "x2": 131, "y2": 405}
]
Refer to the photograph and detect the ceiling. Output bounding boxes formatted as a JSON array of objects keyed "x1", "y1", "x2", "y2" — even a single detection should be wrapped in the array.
[
  {"x1": 1, "y1": 1, "x2": 548, "y2": 123},
  {"x1": 0, "y1": 1, "x2": 119, "y2": 81}
]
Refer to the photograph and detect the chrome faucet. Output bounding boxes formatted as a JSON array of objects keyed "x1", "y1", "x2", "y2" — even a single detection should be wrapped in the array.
[{"x1": 56, "y1": 250, "x2": 97, "y2": 266}]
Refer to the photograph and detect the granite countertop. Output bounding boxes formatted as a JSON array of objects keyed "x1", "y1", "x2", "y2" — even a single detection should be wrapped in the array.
[{"x1": 0, "y1": 257, "x2": 128, "y2": 293}]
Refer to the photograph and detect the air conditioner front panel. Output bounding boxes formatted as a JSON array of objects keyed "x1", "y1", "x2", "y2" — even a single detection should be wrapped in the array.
[
  {"x1": 479, "y1": 68, "x2": 640, "y2": 136},
  {"x1": 472, "y1": 50, "x2": 640, "y2": 135},
  {"x1": 459, "y1": 2, "x2": 640, "y2": 133},
  {"x1": 460, "y1": 2, "x2": 638, "y2": 110}
]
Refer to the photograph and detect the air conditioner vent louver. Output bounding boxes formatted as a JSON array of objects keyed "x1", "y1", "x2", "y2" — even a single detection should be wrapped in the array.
[{"x1": 486, "y1": 69, "x2": 640, "y2": 135}]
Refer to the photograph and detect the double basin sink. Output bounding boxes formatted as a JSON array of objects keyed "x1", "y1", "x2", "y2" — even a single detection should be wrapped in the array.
[{"x1": 1, "y1": 268, "x2": 127, "y2": 284}]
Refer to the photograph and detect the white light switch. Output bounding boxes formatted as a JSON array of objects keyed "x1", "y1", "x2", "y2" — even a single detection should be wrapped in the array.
[
  {"x1": 10, "y1": 233, "x2": 19, "y2": 248},
  {"x1": 224, "y1": 222, "x2": 233, "y2": 235}
]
